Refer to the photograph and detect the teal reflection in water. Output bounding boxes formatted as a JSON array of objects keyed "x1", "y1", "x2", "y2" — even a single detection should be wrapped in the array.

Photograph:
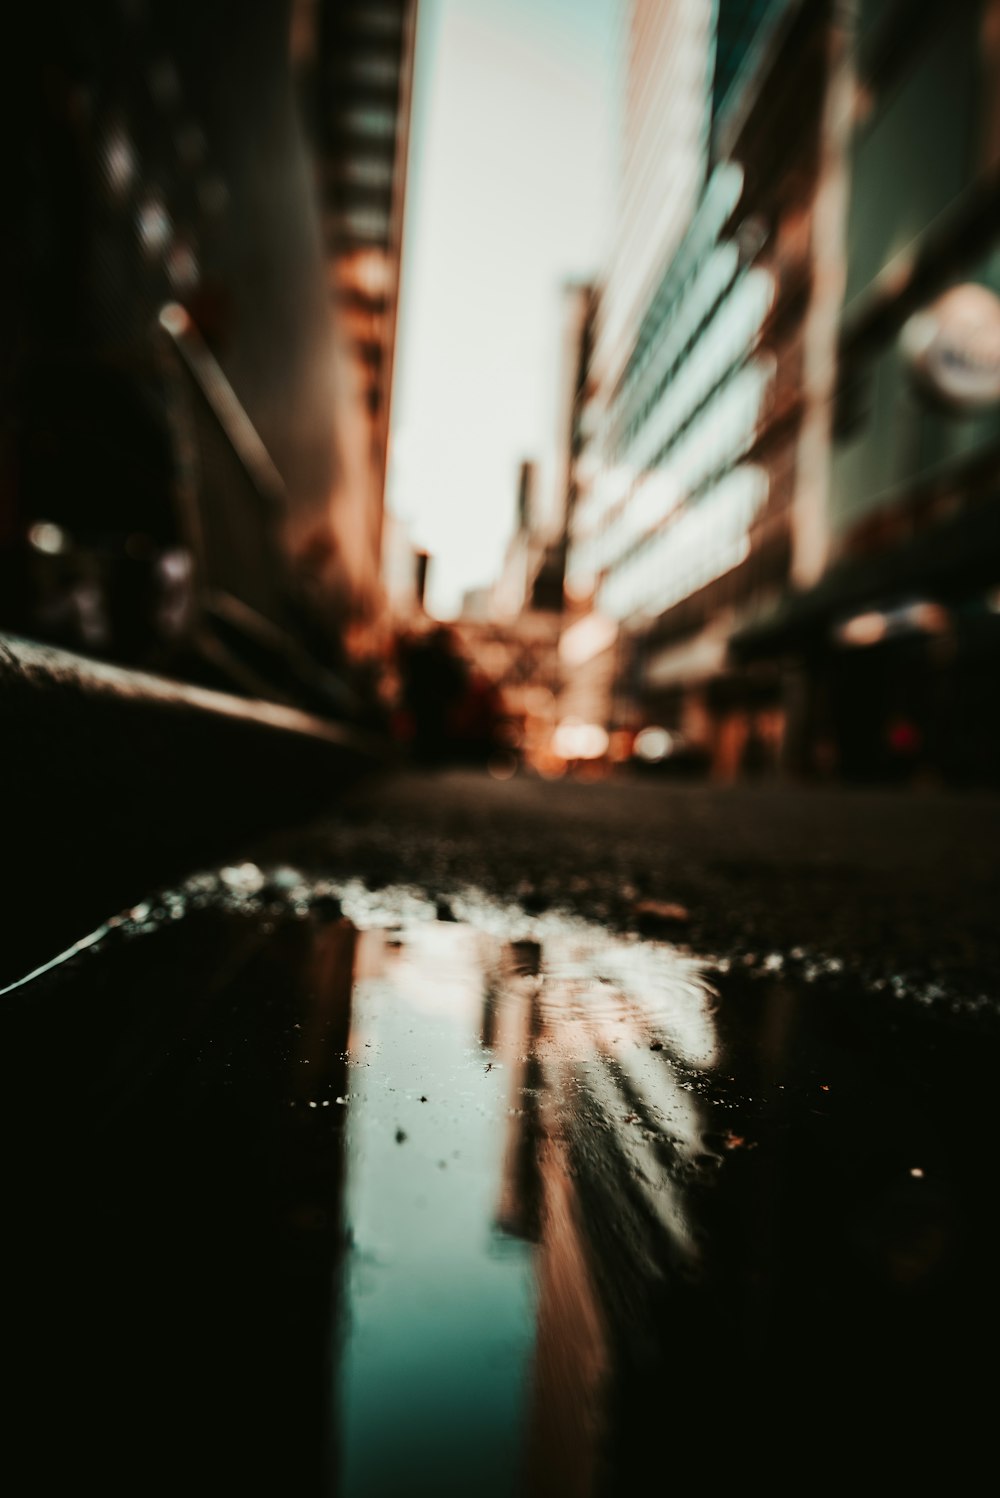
[
  {"x1": 336, "y1": 923, "x2": 538, "y2": 1498},
  {"x1": 331, "y1": 904, "x2": 723, "y2": 1498}
]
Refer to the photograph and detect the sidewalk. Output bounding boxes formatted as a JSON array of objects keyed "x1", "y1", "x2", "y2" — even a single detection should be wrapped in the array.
[{"x1": 1, "y1": 631, "x2": 388, "y2": 987}]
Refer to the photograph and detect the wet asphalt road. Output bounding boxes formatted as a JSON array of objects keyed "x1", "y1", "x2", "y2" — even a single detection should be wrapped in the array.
[
  {"x1": 271, "y1": 766, "x2": 1000, "y2": 1007},
  {"x1": 4, "y1": 767, "x2": 1000, "y2": 1495}
]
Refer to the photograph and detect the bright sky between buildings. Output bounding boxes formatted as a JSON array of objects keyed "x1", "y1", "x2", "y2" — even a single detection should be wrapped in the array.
[{"x1": 386, "y1": 0, "x2": 619, "y2": 618}]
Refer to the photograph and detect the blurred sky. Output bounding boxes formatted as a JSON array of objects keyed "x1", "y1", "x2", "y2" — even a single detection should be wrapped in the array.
[{"x1": 385, "y1": 0, "x2": 619, "y2": 619}]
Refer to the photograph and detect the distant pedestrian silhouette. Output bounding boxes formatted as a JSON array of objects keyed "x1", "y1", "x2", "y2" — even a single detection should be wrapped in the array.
[{"x1": 396, "y1": 625, "x2": 470, "y2": 765}]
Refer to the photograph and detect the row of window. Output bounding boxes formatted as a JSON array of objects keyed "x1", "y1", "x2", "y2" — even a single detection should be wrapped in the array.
[
  {"x1": 614, "y1": 162, "x2": 744, "y2": 413},
  {"x1": 627, "y1": 265, "x2": 774, "y2": 477},
  {"x1": 598, "y1": 464, "x2": 768, "y2": 622},
  {"x1": 344, "y1": 4, "x2": 407, "y2": 38},
  {"x1": 585, "y1": 351, "x2": 772, "y2": 585},
  {"x1": 337, "y1": 105, "x2": 398, "y2": 141},
  {"x1": 614, "y1": 241, "x2": 741, "y2": 455}
]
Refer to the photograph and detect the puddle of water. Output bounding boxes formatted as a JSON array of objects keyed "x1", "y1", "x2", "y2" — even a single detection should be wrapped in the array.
[
  {"x1": 1, "y1": 862, "x2": 995, "y2": 1492},
  {"x1": 334, "y1": 911, "x2": 734, "y2": 1496}
]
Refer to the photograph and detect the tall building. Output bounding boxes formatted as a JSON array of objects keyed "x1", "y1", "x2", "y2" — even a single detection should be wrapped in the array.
[
  {"x1": 566, "y1": 0, "x2": 846, "y2": 776},
  {"x1": 1, "y1": 0, "x2": 417, "y2": 715},
  {"x1": 304, "y1": 0, "x2": 419, "y2": 638},
  {"x1": 592, "y1": 0, "x2": 716, "y2": 396},
  {"x1": 546, "y1": 281, "x2": 600, "y2": 593},
  {"x1": 467, "y1": 288, "x2": 603, "y2": 771},
  {"x1": 381, "y1": 507, "x2": 428, "y2": 623},
  {"x1": 732, "y1": 0, "x2": 1000, "y2": 786},
  {"x1": 492, "y1": 460, "x2": 545, "y2": 620}
]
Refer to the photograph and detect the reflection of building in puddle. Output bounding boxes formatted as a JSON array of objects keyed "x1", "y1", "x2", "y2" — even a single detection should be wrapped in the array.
[
  {"x1": 483, "y1": 929, "x2": 721, "y2": 1497},
  {"x1": 336, "y1": 921, "x2": 538, "y2": 1498},
  {"x1": 331, "y1": 911, "x2": 721, "y2": 1496}
]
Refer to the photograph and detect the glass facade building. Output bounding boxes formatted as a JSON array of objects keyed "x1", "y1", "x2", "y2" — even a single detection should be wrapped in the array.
[
  {"x1": 567, "y1": 0, "x2": 834, "y2": 772},
  {"x1": 729, "y1": 0, "x2": 1000, "y2": 785}
]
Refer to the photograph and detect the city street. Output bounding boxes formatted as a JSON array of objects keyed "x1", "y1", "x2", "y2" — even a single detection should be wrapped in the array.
[
  {"x1": 6, "y1": 1, "x2": 1000, "y2": 1493},
  {"x1": 4, "y1": 765, "x2": 999, "y2": 1494}
]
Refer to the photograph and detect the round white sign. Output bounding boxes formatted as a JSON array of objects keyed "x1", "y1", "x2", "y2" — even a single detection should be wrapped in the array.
[{"x1": 900, "y1": 282, "x2": 1000, "y2": 410}]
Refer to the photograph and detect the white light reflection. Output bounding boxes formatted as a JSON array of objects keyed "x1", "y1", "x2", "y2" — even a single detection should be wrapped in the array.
[
  {"x1": 535, "y1": 930, "x2": 718, "y2": 1071},
  {"x1": 27, "y1": 521, "x2": 69, "y2": 556},
  {"x1": 137, "y1": 195, "x2": 172, "y2": 255}
]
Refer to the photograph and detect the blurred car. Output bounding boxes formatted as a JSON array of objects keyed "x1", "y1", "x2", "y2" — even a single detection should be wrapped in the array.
[{"x1": 629, "y1": 725, "x2": 710, "y2": 778}]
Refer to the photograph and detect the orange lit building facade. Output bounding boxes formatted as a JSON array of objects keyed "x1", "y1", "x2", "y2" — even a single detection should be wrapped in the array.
[
  {"x1": 566, "y1": 0, "x2": 845, "y2": 778},
  {"x1": 305, "y1": 0, "x2": 419, "y2": 643},
  {"x1": 568, "y1": 0, "x2": 1000, "y2": 787}
]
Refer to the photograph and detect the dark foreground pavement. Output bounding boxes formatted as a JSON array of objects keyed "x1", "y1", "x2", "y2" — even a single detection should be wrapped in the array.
[{"x1": 3, "y1": 765, "x2": 1000, "y2": 1495}]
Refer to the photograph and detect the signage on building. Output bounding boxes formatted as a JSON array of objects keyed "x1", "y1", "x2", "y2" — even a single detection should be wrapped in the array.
[{"x1": 901, "y1": 283, "x2": 1000, "y2": 410}]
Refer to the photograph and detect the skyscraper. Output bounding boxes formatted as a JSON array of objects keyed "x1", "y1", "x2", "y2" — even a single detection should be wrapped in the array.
[
  {"x1": 306, "y1": 0, "x2": 419, "y2": 629},
  {"x1": 566, "y1": 0, "x2": 845, "y2": 777},
  {"x1": 1, "y1": 0, "x2": 419, "y2": 709}
]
